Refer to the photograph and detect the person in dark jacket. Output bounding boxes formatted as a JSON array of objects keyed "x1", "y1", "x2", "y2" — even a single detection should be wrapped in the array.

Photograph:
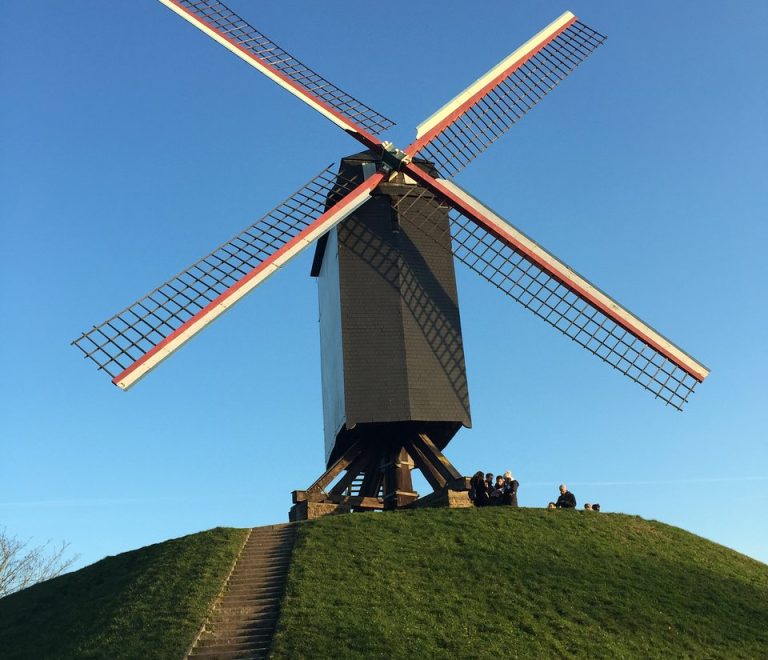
[
  {"x1": 470, "y1": 471, "x2": 489, "y2": 507},
  {"x1": 502, "y1": 471, "x2": 519, "y2": 507},
  {"x1": 554, "y1": 483, "x2": 576, "y2": 509},
  {"x1": 489, "y1": 475, "x2": 506, "y2": 505}
]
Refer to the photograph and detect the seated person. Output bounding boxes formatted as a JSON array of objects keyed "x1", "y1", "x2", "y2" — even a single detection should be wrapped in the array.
[
  {"x1": 584, "y1": 503, "x2": 592, "y2": 510},
  {"x1": 470, "y1": 471, "x2": 489, "y2": 507},
  {"x1": 592, "y1": 503, "x2": 601, "y2": 512},
  {"x1": 489, "y1": 475, "x2": 506, "y2": 505},
  {"x1": 555, "y1": 484, "x2": 576, "y2": 509},
  {"x1": 502, "y1": 471, "x2": 519, "y2": 507}
]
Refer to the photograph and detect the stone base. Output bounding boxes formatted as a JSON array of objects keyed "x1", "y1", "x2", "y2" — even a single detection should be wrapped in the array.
[
  {"x1": 410, "y1": 480, "x2": 473, "y2": 510},
  {"x1": 288, "y1": 500, "x2": 352, "y2": 522}
]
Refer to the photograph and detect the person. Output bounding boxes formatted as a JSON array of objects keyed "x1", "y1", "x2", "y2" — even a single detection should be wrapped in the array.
[
  {"x1": 469, "y1": 471, "x2": 489, "y2": 507},
  {"x1": 547, "y1": 502, "x2": 556, "y2": 510},
  {"x1": 502, "y1": 471, "x2": 519, "y2": 507},
  {"x1": 489, "y1": 475, "x2": 506, "y2": 505},
  {"x1": 584, "y1": 503, "x2": 592, "y2": 510},
  {"x1": 592, "y1": 503, "x2": 601, "y2": 512},
  {"x1": 469, "y1": 471, "x2": 481, "y2": 504},
  {"x1": 554, "y1": 484, "x2": 576, "y2": 509},
  {"x1": 485, "y1": 472, "x2": 494, "y2": 493}
]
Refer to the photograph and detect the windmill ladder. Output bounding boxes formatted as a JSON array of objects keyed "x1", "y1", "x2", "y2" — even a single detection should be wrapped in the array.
[{"x1": 186, "y1": 523, "x2": 297, "y2": 659}]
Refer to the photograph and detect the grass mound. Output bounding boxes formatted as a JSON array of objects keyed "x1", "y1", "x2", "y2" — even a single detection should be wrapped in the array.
[
  {"x1": 2, "y1": 511, "x2": 765, "y2": 659},
  {"x1": 272, "y1": 508, "x2": 768, "y2": 659},
  {"x1": 0, "y1": 526, "x2": 247, "y2": 660}
]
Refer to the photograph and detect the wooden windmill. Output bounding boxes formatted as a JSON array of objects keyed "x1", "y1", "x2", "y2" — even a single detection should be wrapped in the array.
[{"x1": 73, "y1": 2, "x2": 709, "y2": 517}]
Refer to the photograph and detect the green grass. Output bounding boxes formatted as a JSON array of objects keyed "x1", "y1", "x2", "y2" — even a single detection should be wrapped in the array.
[
  {"x1": 2, "y1": 512, "x2": 765, "y2": 659},
  {"x1": 0, "y1": 526, "x2": 248, "y2": 660},
  {"x1": 271, "y1": 508, "x2": 768, "y2": 659}
]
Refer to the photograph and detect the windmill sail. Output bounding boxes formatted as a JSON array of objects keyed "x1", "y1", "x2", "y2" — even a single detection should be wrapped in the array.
[
  {"x1": 158, "y1": 0, "x2": 393, "y2": 147},
  {"x1": 393, "y1": 174, "x2": 709, "y2": 410},
  {"x1": 406, "y1": 12, "x2": 605, "y2": 178},
  {"x1": 73, "y1": 166, "x2": 382, "y2": 390}
]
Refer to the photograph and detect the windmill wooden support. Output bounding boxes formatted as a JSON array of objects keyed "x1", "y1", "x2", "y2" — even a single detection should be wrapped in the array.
[
  {"x1": 290, "y1": 433, "x2": 473, "y2": 520},
  {"x1": 73, "y1": 2, "x2": 710, "y2": 518}
]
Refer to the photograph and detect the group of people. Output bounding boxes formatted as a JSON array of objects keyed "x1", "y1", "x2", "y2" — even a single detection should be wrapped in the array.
[
  {"x1": 469, "y1": 478, "x2": 602, "y2": 511},
  {"x1": 469, "y1": 471, "x2": 519, "y2": 507},
  {"x1": 547, "y1": 484, "x2": 600, "y2": 511}
]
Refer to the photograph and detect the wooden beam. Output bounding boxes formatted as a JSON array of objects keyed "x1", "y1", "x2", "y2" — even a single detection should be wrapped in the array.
[
  {"x1": 358, "y1": 452, "x2": 383, "y2": 499},
  {"x1": 404, "y1": 438, "x2": 447, "y2": 491},
  {"x1": 414, "y1": 433, "x2": 462, "y2": 482},
  {"x1": 307, "y1": 441, "x2": 364, "y2": 493},
  {"x1": 328, "y1": 451, "x2": 375, "y2": 497}
]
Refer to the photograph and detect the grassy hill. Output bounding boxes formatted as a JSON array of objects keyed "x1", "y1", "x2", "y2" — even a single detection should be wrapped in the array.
[
  {"x1": 0, "y1": 526, "x2": 247, "y2": 660},
  {"x1": 1, "y1": 510, "x2": 766, "y2": 659},
  {"x1": 272, "y1": 508, "x2": 768, "y2": 659}
]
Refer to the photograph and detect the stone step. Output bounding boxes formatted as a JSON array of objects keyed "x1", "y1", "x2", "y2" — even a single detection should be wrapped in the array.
[
  {"x1": 243, "y1": 541, "x2": 294, "y2": 549},
  {"x1": 223, "y1": 583, "x2": 284, "y2": 594},
  {"x1": 236, "y1": 550, "x2": 293, "y2": 558},
  {"x1": 244, "y1": 533, "x2": 295, "y2": 541},
  {"x1": 233, "y1": 560, "x2": 291, "y2": 569},
  {"x1": 226, "y1": 575, "x2": 288, "y2": 586},
  {"x1": 238, "y1": 550, "x2": 293, "y2": 558},
  {"x1": 247, "y1": 532, "x2": 294, "y2": 539},
  {"x1": 231, "y1": 558, "x2": 292, "y2": 568},
  {"x1": 226, "y1": 574, "x2": 290, "y2": 587},
  {"x1": 224, "y1": 584, "x2": 286, "y2": 596},
  {"x1": 226, "y1": 574, "x2": 289, "y2": 586},
  {"x1": 203, "y1": 619, "x2": 279, "y2": 636},
  {"x1": 239, "y1": 548, "x2": 293, "y2": 556},
  {"x1": 245, "y1": 535, "x2": 295, "y2": 544},
  {"x1": 187, "y1": 524, "x2": 296, "y2": 659},
  {"x1": 192, "y1": 640, "x2": 268, "y2": 653},
  {"x1": 235, "y1": 556, "x2": 292, "y2": 565},
  {"x1": 191, "y1": 648, "x2": 270, "y2": 659},
  {"x1": 227, "y1": 569, "x2": 290, "y2": 581},
  {"x1": 229, "y1": 565, "x2": 290, "y2": 575},
  {"x1": 222, "y1": 595, "x2": 283, "y2": 607},
  {"x1": 209, "y1": 615, "x2": 278, "y2": 628},
  {"x1": 214, "y1": 598, "x2": 281, "y2": 612},
  {"x1": 229, "y1": 562, "x2": 291, "y2": 573},
  {"x1": 198, "y1": 632, "x2": 273, "y2": 647},
  {"x1": 212, "y1": 598, "x2": 280, "y2": 620},
  {"x1": 218, "y1": 593, "x2": 281, "y2": 604},
  {"x1": 212, "y1": 609, "x2": 279, "y2": 620},
  {"x1": 190, "y1": 643, "x2": 269, "y2": 660},
  {"x1": 248, "y1": 527, "x2": 295, "y2": 535}
]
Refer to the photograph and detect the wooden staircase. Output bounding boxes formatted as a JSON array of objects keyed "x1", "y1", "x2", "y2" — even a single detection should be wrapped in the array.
[{"x1": 187, "y1": 524, "x2": 297, "y2": 659}]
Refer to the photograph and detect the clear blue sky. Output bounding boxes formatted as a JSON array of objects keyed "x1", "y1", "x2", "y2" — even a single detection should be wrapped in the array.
[{"x1": 1, "y1": 0, "x2": 766, "y2": 570}]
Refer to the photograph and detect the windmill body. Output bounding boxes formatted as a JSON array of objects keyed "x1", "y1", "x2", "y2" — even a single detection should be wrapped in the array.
[
  {"x1": 312, "y1": 152, "x2": 471, "y2": 468},
  {"x1": 73, "y1": 2, "x2": 710, "y2": 516}
]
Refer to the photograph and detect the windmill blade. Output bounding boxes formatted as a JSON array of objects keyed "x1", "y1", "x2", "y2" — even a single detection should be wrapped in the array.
[
  {"x1": 395, "y1": 168, "x2": 709, "y2": 410},
  {"x1": 406, "y1": 12, "x2": 605, "y2": 178},
  {"x1": 158, "y1": 0, "x2": 393, "y2": 148},
  {"x1": 73, "y1": 166, "x2": 383, "y2": 390}
]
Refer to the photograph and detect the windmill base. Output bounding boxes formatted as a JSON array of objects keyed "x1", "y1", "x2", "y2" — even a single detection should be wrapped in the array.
[{"x1": 288, "y1": 433, "x2": 471, "y2": 522}]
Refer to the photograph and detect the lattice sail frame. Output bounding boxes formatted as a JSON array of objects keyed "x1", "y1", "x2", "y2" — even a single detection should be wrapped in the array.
[
  {"x1": 159, "y1": 0, "x2": 394, "y2": 142},
  {"x1": 391, "y1": 181, "x2": 706, "y2": 410},
  {"x1": 407, "y1": 12, "x2": 606, "y2": 178},
  {"x1": 73, "y1": 166, "x2": 375, "y2": 389},
  {"x1": 74, "y1": 4, "x2": 709, "y2": 405}
]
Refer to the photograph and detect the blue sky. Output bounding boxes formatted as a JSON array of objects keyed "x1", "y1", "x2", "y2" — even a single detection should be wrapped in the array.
[{"x1": 1, "y1": 0, "x2": 766, "y2": 570}]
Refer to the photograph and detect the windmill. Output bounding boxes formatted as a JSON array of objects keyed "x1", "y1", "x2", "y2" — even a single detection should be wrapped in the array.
[{"x1": 73, "y1": 2, "x2": 709, "y2": 518}]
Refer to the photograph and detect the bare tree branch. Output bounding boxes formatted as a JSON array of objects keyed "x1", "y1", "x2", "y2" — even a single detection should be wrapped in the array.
[{"x1": 0, "y1": 528, "x2": 80, "y2": 597}]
